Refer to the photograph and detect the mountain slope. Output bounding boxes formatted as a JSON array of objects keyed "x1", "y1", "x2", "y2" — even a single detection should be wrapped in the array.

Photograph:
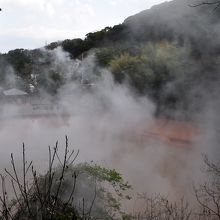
[{"x1": 0, "y1": 0, "x2": 220, "y2": 119}]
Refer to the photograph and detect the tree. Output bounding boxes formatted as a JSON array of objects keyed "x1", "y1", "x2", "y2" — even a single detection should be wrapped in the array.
[
  {"x1": 95, "y1": 47, "x2": 117, "y2": 67},
  {"x1": 0, "y1": 137, "x2": 131, "y2": 220},
  {"x1": 133, "y1": 194, "x2": 192, "y2": 220},
  {"x1": 61, "y1": 39, "x2": 85, "y2": 59},
  {"x1": 46, "y1": 42, "x2": 61, "y2": 50},
  {"x1": 109, "y1": 41, "x2": 189, "y2": 106},
  {"x1": 190, "y1": 0, "x2": 220, "y2": 10},
  {"x1": 5, "y1": 49, "x2": 33, "y2": 92},
  {"x1": 194, "y1": 156, "x2": 220, "y2": 219},
  {"x1": 110, "y1": 53, "x2": 154, "y2": 94}
]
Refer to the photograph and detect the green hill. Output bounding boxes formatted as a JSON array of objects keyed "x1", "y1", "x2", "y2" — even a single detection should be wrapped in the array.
[{"x1": 0, "y1": 0, "x2": 219, "y2": 118}]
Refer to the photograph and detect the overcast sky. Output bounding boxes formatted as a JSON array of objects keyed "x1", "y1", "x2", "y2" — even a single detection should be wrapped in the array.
[{"x1": 0, "y1": 0, "x2": 170, "y2": 53}]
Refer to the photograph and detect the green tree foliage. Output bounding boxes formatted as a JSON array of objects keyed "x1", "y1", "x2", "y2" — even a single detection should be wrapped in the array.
[
  {"x1": 46, "y1": 42, "x2": 61, "y2": 50},
  {"x1": 85, "y1": 31, "x2": 105, "y2": 47},
  {"x1": 0, "y1": 138, "x2": 131, "y2": 220},
  {"x1": 141, "y1": 42, "x2": 191, "y2": 114},
  {"x1": 103, "y1": 25, "x2": 127, "y2": 42},
  {"x1": 109, "y1": 42, "x2": 188, "y2": 95},
  {"x1": 142, "y1": 42, "x2": 187, "y2": 88},
  {"x1": 61, "y1": 39, "x2": 85, "y2": 59},
  {"x1": 58, "y1": 162, "x2": 132, "y2": 219},
  {"x1": 103, "y1": 41, "x2": 193, "y2": 117},
  {"x1": 0, "y1": 57, "x2": 10, "y2": 86},
  {"x1": 3, "y1": 49, "x2": 34, "y2": 92},
  {"x1": 84, "y1": 25, "x2": 126, "y2": 48},
  {"x1": 45, "y1": 25, "x2": 127, "y2": 61},
  {"x1": 96, "y1": 47, "x2": 118, "y2": 66},
  {"x1": 6, "y1": 49, "x2": 32, "y2": 80},
  {"x1": 110, "y1": 53, "x2": 154, "y2": 93}
]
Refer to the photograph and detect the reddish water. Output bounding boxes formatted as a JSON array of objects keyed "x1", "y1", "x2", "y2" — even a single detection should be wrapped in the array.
[{"x1": 141, "y1": 118, "x2": 200, "y2": 147}]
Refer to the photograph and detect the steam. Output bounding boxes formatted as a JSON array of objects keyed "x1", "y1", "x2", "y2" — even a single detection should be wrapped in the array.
[{"x1": 0, "y1": 46, "x2": 215, "y2": 208}]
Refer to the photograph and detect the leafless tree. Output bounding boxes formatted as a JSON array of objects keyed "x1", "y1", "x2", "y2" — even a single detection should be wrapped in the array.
[
  {"x1": 0, "y1": 136, "x2": 83, "y2": 220},
  {"x1": 133, "y1": 193, "x2": 192, "y2": 220},
  {"x1": 190, "y1": 0, "x2": 220, "y2": 11},
  {"x1": 0, "y1": 137, "x2": 131, "y2": 220},
  {"x1": 194, "y1": 155, "x2": 220, "y2": 220}
]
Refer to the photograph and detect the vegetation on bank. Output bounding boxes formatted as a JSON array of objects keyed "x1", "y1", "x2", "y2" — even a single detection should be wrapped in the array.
[
  {"x1": 0, "y1": 138, "x2": 219, "y2": 220},
  {"x1": 0, "y1": 137, "x2": 132, "y2": 220}
]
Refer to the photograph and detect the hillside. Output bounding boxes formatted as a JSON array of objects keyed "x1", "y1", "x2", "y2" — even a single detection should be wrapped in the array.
[
  {"x1": 0, "y1": 0, "x2": 219, "y2": 119},
  {"x1": 125, "y1": 0, "x2": 220, "y2": 54}
]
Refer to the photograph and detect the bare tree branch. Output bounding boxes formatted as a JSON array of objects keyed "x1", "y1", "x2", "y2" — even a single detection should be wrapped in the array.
[{"x1": 189, "y1": 0, "x2": 220, "y2": 10}]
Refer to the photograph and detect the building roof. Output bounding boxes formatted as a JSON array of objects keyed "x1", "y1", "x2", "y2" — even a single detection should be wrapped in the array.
[{"x1": 3, "y1": 88, "x2": 28, "y2": 96}]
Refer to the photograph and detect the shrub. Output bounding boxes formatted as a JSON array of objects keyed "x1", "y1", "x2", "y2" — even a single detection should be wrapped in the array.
[{"x1": 0, "y1": 137, "x2": 131, "y2": 220}]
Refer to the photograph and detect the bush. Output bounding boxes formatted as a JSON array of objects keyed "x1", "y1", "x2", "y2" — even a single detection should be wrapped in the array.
[
  {"x1": 110, "y1": 53, "x2": 154, "y2": 93},
  {"x1": 194, "y1": 156, "x2": 220, "y2": 219},
  {"x1": 0, "y1": 137, "x2": 131, "y2": 220},
  {"x1": 95, "y1": 47, "x2": 117, "y2": 67}
]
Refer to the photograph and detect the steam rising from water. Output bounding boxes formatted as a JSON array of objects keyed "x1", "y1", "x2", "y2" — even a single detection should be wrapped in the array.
[{"x1": 0, "y1": 48, "x2": 217, "y2": 205}]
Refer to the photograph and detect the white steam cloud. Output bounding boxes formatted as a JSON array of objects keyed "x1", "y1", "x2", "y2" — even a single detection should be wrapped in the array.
[{"x1": 0, "y1": 47, "x2": 217, "y2": 208}]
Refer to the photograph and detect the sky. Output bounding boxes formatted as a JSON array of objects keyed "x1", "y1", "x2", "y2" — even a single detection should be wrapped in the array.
[{"x1": 0, "y1": 0, "x2": 170, "y2": 53}]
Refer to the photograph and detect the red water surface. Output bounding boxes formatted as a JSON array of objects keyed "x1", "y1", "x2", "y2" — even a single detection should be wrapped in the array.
[{"x1": 141, "y1": 119, "x2": 200, "y2": 147}]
